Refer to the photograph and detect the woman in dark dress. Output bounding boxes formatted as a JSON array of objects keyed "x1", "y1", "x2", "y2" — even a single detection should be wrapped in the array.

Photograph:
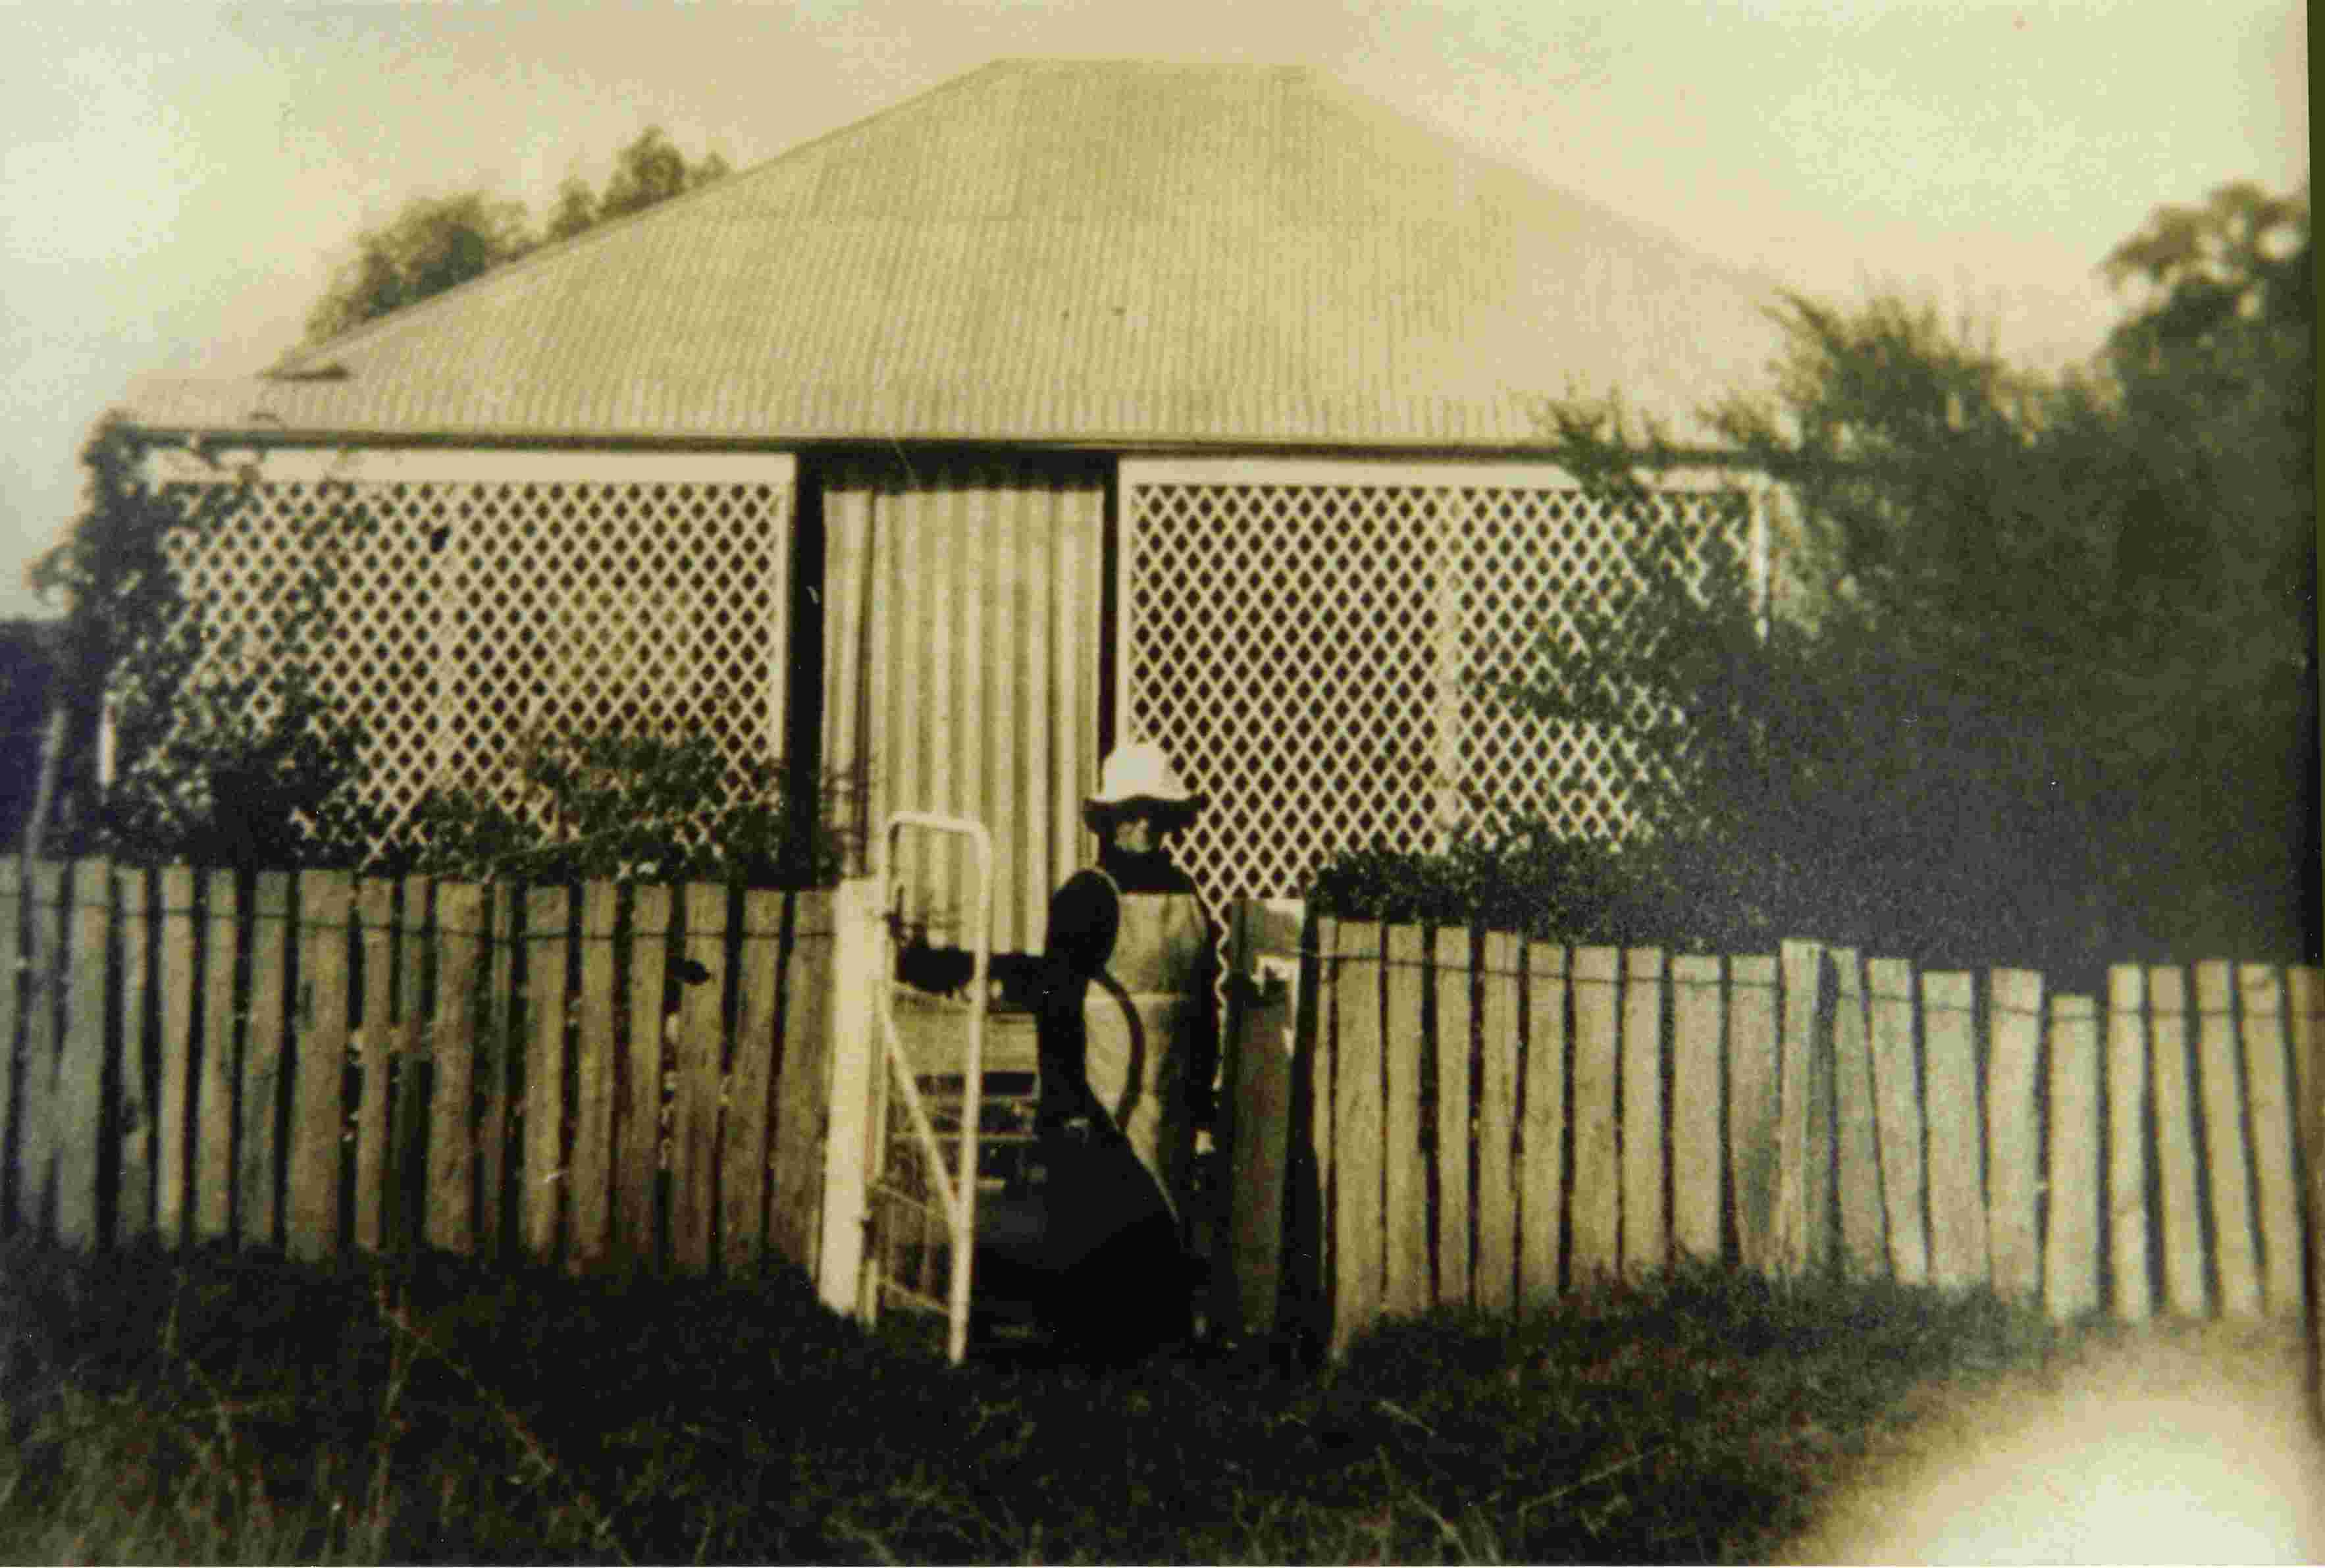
[{"x1": 1032, "y1": 743, "x2": 1220, "y2": 1362}]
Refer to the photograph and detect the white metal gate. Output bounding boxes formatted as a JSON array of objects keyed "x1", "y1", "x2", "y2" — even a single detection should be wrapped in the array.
[{"x1": 1118, "y1": 457, "x2": 1759, "y2": 903}]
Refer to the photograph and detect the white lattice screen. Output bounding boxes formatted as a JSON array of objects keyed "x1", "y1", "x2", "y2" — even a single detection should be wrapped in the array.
[
  {"x1": 142, "y1": 448, "x2": 796, "y2": 856},
  {"x1": 1119, "y1": 459, "x2": 1758, "y2": 904}
]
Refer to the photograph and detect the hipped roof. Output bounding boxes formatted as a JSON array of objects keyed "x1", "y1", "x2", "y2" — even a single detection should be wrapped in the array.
[{"x1": 121, "y1": 58, "x2": 1785, "y2": 451}]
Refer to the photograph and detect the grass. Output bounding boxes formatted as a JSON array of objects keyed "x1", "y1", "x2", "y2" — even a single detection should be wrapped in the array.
[{"x1": 0, "y1": 1236, "x2": 2101, "y2": 1563}]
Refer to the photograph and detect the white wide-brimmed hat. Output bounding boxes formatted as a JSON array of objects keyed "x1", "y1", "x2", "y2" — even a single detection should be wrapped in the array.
[{"x1": 1083, "y1": 742, "x2": 1205, "y2": 830}]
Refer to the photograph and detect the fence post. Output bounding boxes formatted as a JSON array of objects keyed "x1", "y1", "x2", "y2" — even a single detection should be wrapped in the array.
[
  {"x1": 1220, "y1": 898, "x2": 1301, "y2": 1340},
  {"x1": 817, "y1": 877, "x2": 881, "y2": 1318}
]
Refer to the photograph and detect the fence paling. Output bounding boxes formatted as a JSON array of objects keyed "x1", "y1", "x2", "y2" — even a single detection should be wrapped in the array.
[
  {"x1": 1723, "y1": 954, "x2": 1778, "y2": 1279},
  {"x1": 1985, "y1": 968, "x2": 2043, "y2": 1301},
  {"x1": 54, "y1": 860, "x2": 109, "y2": 1249},
  {"x1": 1866, "y1": 957, "x2": 1929, "y2": 1287},
  {"x1": 386, "y1": 876, "x2": 432, "y2": 1251},
  {"x1": 670, "y1": 884, "x2": 725, "y2": 1277},
  {"x1": 1571, "y1": 946, "x2": 1621, "y2": 1282},
  {"x1": 2044, "y1": 995, "x2": 2101, "y2": 1321},
  {"x1": 522, "y1": 886, "x2": 571, "y2": 1262},
  {"x1": 0, "y1": 862, "x2": 19, "y2": 1226},
  {"x1": 2236, "y1": 964, "x2": 2303, "y2": 1317},
  {"x1": 1668, "y1": 954, "x2": 1720, "y2": 1267},
  {"x1": 1520, "y1": 941, "x2": 1571, "y2": 1303},
  {"x1": 2193, "y1": 960, "x2": 2262, "y2": 1316},
  {"x1": 1431, "y1": 926, "x2": 1473, "y2": 1307},
  {"x1": 1327, "y1": 920, "x2": 1382, "y2": 1355},
  {"x1": 566, "y1": 882, "x2": 618, "y2": 1274},
  {"x1": 1617, "y1": 946, "x2": 1663, "y2": 1284},
  {"x1": 2101, "y1": 968, "x2": 2153, "y2": 1321},
  {"x1": 621, "y1": 885, "x2": 669, "y2": 1268},
  {"x1": 1478, "y1": 933, "x2": 1521, "y2": 1309},
  {"x1": 153, "y1": 868, "x2": 197, "y2": 1246},
  {"x1": 1918, "y1": 972, "x2": 1985, "y2": 1293},
  {"x1": 1830, "y1": 950, "x2": 1884, "y2": 1282},
  {"x1": 196, "y1": 868, "x2": 238, "y2": 1244},
  {"x1": 1381, "y1": 924, "x2": 1428, "y2": 1319},
  {"x1": 239, "y1": 872, "x2": 292, "y2": 1251},
  {"x1": 115, "y1": 867, "x2": 155, "y2": 1245},
  {"x1": 428, "y1": 882, "x2": 486, "y2": 1256},
  {"x1": 768, "y1": 899, "x2": 834, "y2": 1281},
  {"x1": 1774, "y1": 939, "x2": 1824, "y2": 1279},
  {"x1": 719, "y1": 890, "x2": 783, "y2": 1278},
  {"x1": 16, "y1": 860, "x2": 63, "y2": 1232},
  {"x1": 2146, "y1": 966, "x2": 2207, "y2": 1315}
]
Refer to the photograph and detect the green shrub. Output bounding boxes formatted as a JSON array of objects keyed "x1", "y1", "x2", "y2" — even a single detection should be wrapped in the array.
[{"x1": 403, "y1": 730, "x2": 853, "y2": 888}]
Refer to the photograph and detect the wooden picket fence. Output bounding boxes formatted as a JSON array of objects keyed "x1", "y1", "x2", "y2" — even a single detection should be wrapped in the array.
[
  {"x1": 0, "y1": 858, "x2": 837, "y2": 1278},
  {"x1": 1218, "y1": 908, "x2": 2324, "y2": 1354}
]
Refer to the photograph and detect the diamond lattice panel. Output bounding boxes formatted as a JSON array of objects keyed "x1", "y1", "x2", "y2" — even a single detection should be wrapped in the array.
[
  {"x1": 1122, "y1": 469, "x2": 1748, "y2": 904},
  {"x1": 154, "y1": 454, "x2": 793, "y2": 859}
]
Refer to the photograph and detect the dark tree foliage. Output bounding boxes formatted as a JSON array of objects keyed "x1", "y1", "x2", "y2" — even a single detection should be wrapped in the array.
[
  {"x1": 26, "y1": 418, "x2": 379, "y2": 865},
  {"x1": 1314, "y1": 184, "x2": 2316, "y2": 983},
  {"x1": 302, "y1": 127, "x2": 730, "y2": 344},
  {"x1": 403, "y1": 733, "x2": 851, "y2": 889}
]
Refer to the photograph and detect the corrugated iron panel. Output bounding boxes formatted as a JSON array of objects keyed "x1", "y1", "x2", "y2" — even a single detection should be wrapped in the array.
[
  {"x1": 821, "y1": 454, "x2": 1103, "y2": 956},
  {"x1": 121, "y1": 60, "x2": 1781, "y2": 452}
]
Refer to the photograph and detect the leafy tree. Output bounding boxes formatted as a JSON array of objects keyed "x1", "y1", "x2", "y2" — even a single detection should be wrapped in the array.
[
  {"x1": 303, "y1": 127, "x2": 731, "y2": 343},
  {"x1": 26, "y1": 417, "x2": 379, "y2": 865},
  {"x1": 303, "y1": 192, "x2": 535, "y2": 343},
  {"x1": 595, "y1": 126, "x2": 729, "y2": 224},
  {"x1": 1325, "y1": 183, "x2": 2315, "y2": 980}
]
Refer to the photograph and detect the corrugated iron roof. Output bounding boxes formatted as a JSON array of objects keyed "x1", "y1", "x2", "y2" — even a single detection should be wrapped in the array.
[{"x1": 120, "y1": 59, "x2": 1785, "y2": 450}]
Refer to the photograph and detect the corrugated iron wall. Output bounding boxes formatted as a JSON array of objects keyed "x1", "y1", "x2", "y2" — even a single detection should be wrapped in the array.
[{"x1": 820, "y1": 454, "x2": 1105, "y2": 955}]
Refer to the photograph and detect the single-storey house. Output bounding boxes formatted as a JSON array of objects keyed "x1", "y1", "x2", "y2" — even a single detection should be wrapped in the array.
[{"x1": 116, "y1": 57, "x2": 1781, "y2": 953}]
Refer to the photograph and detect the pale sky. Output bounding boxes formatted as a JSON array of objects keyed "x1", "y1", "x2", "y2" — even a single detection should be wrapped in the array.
[{"x1": 1, "y1": 0, "x2": 2308, "y2": 621}]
